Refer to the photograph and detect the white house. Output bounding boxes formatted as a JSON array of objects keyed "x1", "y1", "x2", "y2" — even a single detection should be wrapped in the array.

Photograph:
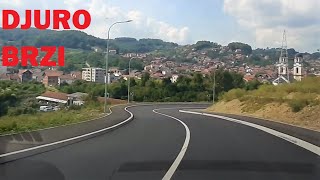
[
  {"x1": 109, "y1": 50, "x2": 117, "y2": 55},
  {"x1": 170, "y1": 74, "x2": 179, "y2": 83}
]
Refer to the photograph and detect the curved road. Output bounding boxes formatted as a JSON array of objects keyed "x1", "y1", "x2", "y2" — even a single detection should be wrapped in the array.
[{"x1": 0, "y1": 104, "x2": 319, "y2": 180}]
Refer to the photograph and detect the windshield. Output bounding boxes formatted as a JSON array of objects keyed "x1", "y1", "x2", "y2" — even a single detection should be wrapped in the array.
[{"x1": 0, "y1": 0, "x2": 319, "y2": 180}]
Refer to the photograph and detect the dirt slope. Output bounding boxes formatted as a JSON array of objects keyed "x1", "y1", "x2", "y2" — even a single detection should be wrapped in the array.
[{"x1": 207, "y1": 100, "x2": 320, "y2": 131}]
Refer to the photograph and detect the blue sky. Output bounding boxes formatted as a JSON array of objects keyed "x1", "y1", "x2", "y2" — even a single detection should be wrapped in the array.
[{"x1": 1, "y1": 0, "x2": 319, "y2": 52}]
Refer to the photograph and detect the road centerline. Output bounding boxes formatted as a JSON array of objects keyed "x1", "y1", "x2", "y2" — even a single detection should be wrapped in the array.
[{"x1": 153, "y1": 108, "x2": 191, "y2": 180}]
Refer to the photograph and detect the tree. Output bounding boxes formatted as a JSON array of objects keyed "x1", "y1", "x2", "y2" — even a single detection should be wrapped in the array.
[
  {"x1": 245, "y1": 80, "x2": 262, "y2": 90},
  {"x1": 162, "y1": 78, "x2": 172, "y2": 86},
  {"x1": 193, "y1": 41, "x2": 220, "y2": 51},
  {"x1": 228, "y1": 42, "x2": 252, "y2": 55},
  {"x1": 191, "y1": 73, "x2": 204, "y2": 91},
  {"x1": 141, "y1": 72, "x2": 150, "y2": 86}
]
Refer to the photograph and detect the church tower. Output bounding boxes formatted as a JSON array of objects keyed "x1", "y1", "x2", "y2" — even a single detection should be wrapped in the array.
[
  {"x1": 293, "y1": 53, "x2": 303, "y2": 81},
  {"x1": 273, "y1": 30, "x2": 290, "y2": 85}
]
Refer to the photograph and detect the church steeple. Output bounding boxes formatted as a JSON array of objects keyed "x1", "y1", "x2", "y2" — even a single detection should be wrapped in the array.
[
  {"x1": 293, "y1": 53, "x2": 303, "y2": 81},
  {"x1": 273, "y1": 30, "x2": 290, "y2": 85}
]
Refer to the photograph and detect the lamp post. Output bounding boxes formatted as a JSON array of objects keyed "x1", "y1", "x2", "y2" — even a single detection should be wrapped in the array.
[
  {"x1": 127, "y1": 57, "x2": 135, "y2": 104},
  {"x1": 104, "y1": 20, "x2": 132, "y2": 113}
]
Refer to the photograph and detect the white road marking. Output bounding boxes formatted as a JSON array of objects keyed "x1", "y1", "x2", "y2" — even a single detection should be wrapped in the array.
[
  {"x1": 180, "y1": 110, "x2": 320, "y2": 156},
  {"x1": 0, "y1": 106, "x2": 134, "y2": 158},
  {"x1": 153, "y1": 108, "x2": 191, "y2": 180}
]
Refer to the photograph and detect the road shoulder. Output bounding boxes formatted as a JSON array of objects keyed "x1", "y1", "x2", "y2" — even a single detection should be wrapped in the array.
[{"x1": 180, "y1": 109, "x2": 320, "y2": 148}]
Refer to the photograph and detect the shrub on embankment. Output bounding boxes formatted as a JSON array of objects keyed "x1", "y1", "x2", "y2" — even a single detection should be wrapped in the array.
[{"x1": 220, "y1": 77, "x2": 320, "y2": 113}]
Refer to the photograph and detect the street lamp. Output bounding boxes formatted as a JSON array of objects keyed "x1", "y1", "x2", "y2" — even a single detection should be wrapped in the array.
[{"x1": 104, "y1": 20, "x2": 132, "y2": 113}]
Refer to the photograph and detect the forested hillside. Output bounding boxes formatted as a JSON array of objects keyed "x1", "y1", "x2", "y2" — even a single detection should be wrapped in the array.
[{"x1": 0, "y1": 28, "x2": 178, "y2": 53}]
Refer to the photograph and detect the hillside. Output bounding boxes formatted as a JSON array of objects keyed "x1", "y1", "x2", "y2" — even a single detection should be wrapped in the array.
[
  {"x1": 0, "y1": 28, "x2": 178, "y2": 53},
  {"x1": 207, "y1": 77, "x2": 320, "y2": 131},
  {"x1": 1, "y1": 29, "x2": 319, "y2": 73}
]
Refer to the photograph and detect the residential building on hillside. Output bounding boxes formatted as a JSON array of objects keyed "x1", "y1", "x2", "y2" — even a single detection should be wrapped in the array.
[
  {"x1": 60, "y1": 71, "x2": 82, "y2": 85},
  {"x1": 109, "y1": 50, "x2": 117, "y2": 55},
  {"x1": 36, "y1": 91, "x2": 86, "y2": 106},
  {"x1": 0, "y1": 73, "x2": 20, "y2": 81},
  {"x1": 123, "y1": 53, "x2": 137, "y2": 58},
  {"x1": 18, "y1": 70, "x2": 33, "y2": 83},
  {"x1": 43, "y1": 70, "x2": 63, "y2": 86},
  {"x1": 0, "y1": 61, "x2": 7, "y2": 74},
  {"x1": 82, "y1": 68, "x2": 105, "y2": 83},
  {"x1": 32, "y1": 68, "x2": 44, "y2": 82},
  {"x1": 0, "y1": 73, "x2": 10, "y2": 81}
]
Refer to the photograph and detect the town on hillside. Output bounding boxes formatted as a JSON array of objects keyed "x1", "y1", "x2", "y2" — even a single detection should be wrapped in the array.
[
  {"x1": 1, "y1": 42, "x2": 319, "y2": 86},
  {"x1": 0, "y1": 31, "x2": 320, "y2": 108}
]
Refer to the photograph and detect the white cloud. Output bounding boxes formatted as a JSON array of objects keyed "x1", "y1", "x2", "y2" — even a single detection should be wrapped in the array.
[
  {"x1": 0, "y1": 0, "x2": 22, "y2": 7},
  {"x1": 224, "y1": 0, "x2": 320, "y2": 51},
  {"x1": 63, "y1": 0, "x2": 191, "y2": 44},
  {"x1": 2, "y1": 0, "x2": 191, "y2": 43}
]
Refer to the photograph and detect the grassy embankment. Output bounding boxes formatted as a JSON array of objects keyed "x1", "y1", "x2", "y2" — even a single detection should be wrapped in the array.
[
  {"x1": 0, "y1": 99, "x2": 126, "y2": 135},
  {"x1": 207, "y1": 77, "x2": 320, "y2": 131}
]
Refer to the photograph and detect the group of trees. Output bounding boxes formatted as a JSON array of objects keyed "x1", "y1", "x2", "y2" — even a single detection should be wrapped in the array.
[
  {"x1": 110, "y1": 38, "x2": 178, "y2": 53},
  {"x1": 59, "y1": 70, "x2": 247, "y2": 102},
  {"x1": 193, "y1": 41, "x2": 221, "y2": 51},
  {"x1": 0, "y1": 28, "x2": 105, "y2": 50},
  {"x1": 228, "y1": 42, "x2": 253, "y2": 55},
  {"x1": 0, "y1": 81, "x2": 45, "y2": 117},
  {"x1": 57, "y1": 50, "x2": 144, "y2": 73}
]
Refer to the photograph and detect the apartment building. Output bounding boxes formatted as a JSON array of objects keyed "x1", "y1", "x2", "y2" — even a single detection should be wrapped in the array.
[{"x1": 82, "y1": 68, "x2": 105, "y2": 83}]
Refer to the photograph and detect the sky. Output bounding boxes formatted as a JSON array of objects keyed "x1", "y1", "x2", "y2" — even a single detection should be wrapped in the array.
[{"x1": 1, "y1": 0, "x2": 319, "y2": 52}]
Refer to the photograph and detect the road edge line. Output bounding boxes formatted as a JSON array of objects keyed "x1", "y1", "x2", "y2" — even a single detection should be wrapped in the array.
[
  {"x1": 0, "y1": 106, "x2": 135, "y2": 158},
  {"x1": 179, "y1": 110, "x2": 320, "y2": 156}
]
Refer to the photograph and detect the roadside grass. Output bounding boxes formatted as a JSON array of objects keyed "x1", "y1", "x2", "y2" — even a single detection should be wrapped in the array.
[
  {"x1": 0, "y1": 103, "x2": 110, "y2": 135},
  {"x1": 220, "y1": 77, "x2": 320, "y2": 113},
  {"x1": 222, "y1": 88, "x2": 246, "y2": 102}
]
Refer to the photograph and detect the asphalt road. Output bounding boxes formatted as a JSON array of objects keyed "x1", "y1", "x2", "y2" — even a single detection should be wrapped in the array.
[{"x1": 0, "y1": 104, "x2": 319, "y2": 180}]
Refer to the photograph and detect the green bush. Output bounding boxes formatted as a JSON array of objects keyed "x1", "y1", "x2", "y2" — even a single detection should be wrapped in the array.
[
  {"x1": 222, "y1": 89, "x2": 246, "y2": 102},
  {"x1": 8, "y1": 107, "x2": 37, "y2": 116},
  {"x1": 288, "y1": 100, "x2": 305, "y2": 112},
  {"x1": 287, "y1": 93, "x2": 319, "y2": 112},
  {"x1": 245, "y1": 80, "x2": 262, "y2": 90},
  {"x1": 68, "y1": 105, "x2": 82, "y2": 110}
]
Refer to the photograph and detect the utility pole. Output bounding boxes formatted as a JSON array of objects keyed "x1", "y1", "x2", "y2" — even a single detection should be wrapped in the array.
[
  {"x1": 127, "y1": 57, "x2": 135, "y2": 104},
  {"x1": 213, "y1": 70, "x2": 216, "y2": 104}
]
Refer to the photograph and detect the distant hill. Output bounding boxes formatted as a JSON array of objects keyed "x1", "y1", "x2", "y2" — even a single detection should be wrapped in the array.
[
  {"x1": 0, "y1": 28, "x2": 178, "y2": 53},
  {"x1": 110, "y1": 37, "x2": 178, "y2": 53},
  {"x1": 0, "y1": 29, "x2": 317, "y2": 71}
]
